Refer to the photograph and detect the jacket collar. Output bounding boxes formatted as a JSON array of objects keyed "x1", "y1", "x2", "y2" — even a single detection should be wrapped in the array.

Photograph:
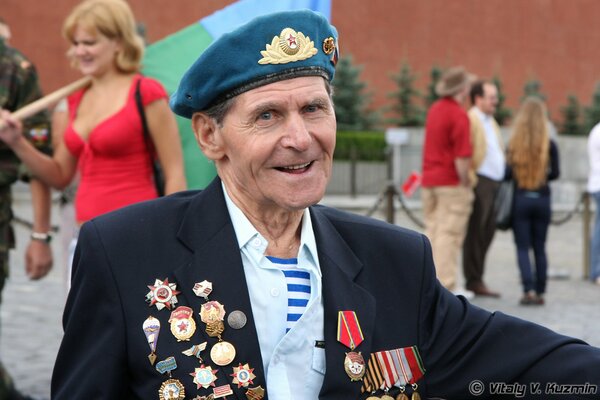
[{"x1": 173, "y1": 179, "x2": 376, "y2": 399}]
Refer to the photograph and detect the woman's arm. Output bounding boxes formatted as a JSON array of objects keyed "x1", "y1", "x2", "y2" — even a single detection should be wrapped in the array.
[
  {"x1": 145, "y1": 99, "x2": 187, "y2": 194},
  {"x1": 0, "y1": 109, "x2": 78, "y2": 190}
]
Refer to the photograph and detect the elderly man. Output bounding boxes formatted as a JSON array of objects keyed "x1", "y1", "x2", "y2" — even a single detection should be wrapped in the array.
[{"x1": 4, "y1": 9, "x2": 590, "y2": 400}]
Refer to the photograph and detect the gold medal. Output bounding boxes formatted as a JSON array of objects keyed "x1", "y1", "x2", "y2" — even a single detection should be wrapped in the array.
[
  {"x1": 381, "y1": 395, "x2": 395, "y2": 400},
  {"x1": 344, "y1": 351, "x2": 366, "y2": 381},
  {"x1": 210, "y1": 340, "x2": 236, "y2": 366},
  {"x1": 396, "y1": 393, "x2": 409, "y2": 400},
  {"x1": 158, "y1": 378, "x2": 185, "y2": 400}
]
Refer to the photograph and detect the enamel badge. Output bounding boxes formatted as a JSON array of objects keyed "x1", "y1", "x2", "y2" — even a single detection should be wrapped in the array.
[
  {"x1": 190, "y1": 364, "x2": 218, "y2": 389},
  {"x1": 146, "y1": 278, "x2": 180, "y2": 311},
  {"x1": 193, "y1": 280, "x2": 213, "y2": 299},
  {"x1": 213, "y1": 384, "x2": 234, "y2": 399},
  {"x1": 182, "y1": 342, "x2": 208, "y2": 362},
  {"x1": 169, "y1": 306, "x2": 196, "y2": 341},
  {"x1": 142, "y1": 316, "x2": 160, "y2": 365},
  {"x1": 156, "y1": 357, "x2": 185, "y2": 400},
  {"x1": 230, "y1": 363, "x2": 256, "y2": 388}
]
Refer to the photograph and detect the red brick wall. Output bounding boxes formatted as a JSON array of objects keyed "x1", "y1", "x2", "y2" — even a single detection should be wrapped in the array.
[{"x1": 4, "y1": 0, "x2": 600, "y2": 126}]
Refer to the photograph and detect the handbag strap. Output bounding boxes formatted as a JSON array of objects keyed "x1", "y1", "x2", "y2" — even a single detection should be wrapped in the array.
[{"x1": 134, "y1": 77, "x2": 153, "y2": 152}]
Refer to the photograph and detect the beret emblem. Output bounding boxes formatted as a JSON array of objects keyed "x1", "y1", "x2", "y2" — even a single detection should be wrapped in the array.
[
  {"x1": 258, "y1": 28, "x2": 318, "y2": 65},
  {"x1": 322, "y1": 37, "x2": 335, "y2": 55}
]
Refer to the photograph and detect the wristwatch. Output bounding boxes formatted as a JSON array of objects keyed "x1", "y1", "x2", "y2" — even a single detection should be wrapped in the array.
[{"x1": 30, "y1": 231, "x2": 52, "y2": 243}]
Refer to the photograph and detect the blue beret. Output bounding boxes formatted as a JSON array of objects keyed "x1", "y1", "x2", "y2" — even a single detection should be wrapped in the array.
[{"x1": 170, "y1": 9, "x2": 339, "y2": 118}]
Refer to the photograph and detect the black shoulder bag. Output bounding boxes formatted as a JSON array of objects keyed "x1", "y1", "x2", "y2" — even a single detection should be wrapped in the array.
[{"x1": 135, "y1": 78, "x2": 165, "y2": 196}]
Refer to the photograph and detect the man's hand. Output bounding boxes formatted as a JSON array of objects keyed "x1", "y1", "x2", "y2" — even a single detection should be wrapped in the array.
[{"x1": 25, "y1": 239, "x2": 53, "y2": 280}]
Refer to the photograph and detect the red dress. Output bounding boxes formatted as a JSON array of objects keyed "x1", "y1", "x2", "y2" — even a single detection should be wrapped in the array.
[{"x1": 64, "y1": 75, "x2": 168, "y2": 223}]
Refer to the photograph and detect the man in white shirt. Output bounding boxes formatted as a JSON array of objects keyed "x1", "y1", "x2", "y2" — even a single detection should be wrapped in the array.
[{"x1": 463, "y1": 80, "x2": 504, "y2": 297}]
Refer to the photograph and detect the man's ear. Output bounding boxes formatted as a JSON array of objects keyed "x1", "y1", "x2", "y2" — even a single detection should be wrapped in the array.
[{"x1": 191, "y1": 112, "x2": 225, "y2": 160}]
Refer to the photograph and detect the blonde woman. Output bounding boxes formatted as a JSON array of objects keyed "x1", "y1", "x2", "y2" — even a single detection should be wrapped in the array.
[
  {"x1": 0, "y1": 0, "x2": 186, "y2": 285},
  {"x1": 506, "y1": 97, "x2": 560, "y2": 305}
]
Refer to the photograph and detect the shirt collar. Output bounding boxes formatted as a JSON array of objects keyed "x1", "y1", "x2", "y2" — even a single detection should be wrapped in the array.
[
  {"x1": 474, "y1": 106, "x2": 491, "y2": 122},
  {"x1": 221, "y1": 182, "x2": 319, "y2": 269}
]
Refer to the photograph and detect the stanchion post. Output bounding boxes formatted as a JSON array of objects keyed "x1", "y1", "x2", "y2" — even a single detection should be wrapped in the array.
[
  {"x1": 583, "y1": 192, "x2": 591, "y2": 280},
  {"x1": 385, "y1": 148, "x2": 395, "y2": 224}
]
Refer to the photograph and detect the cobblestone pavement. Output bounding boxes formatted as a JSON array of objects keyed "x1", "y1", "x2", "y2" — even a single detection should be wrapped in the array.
[{"x1": 1, "y1": 194, "x2": 599, "y2": 398}]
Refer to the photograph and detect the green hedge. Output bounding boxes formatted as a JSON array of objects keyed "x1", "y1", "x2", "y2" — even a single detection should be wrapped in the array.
[{"x1": 334, "y1": 130, "x2": 387, "y2": 161}]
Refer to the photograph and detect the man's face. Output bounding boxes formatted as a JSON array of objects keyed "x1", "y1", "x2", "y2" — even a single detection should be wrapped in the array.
[
  {"x1": 477, "y1": 83, "x2": 499, "y2": 115},
  {"x1": 200, "y1": 76, "x2": 336, "y2": 214}
]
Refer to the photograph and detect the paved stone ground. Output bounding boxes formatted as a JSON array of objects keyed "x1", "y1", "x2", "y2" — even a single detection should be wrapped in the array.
[{"x1": 1, "y1": 193, "x2": 599, "y2": 398}]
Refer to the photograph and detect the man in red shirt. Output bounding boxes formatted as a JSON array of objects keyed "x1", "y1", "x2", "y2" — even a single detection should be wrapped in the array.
[{"x1": 421, "y1": 66, "x2": 475, "y2": 293}]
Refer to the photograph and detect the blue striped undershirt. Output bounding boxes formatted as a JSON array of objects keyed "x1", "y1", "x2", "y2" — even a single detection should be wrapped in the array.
[{"x1": 266, "y1": 256, "x2": 311, "y2": 333}]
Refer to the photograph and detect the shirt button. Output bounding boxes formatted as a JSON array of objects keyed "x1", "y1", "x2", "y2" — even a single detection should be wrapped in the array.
[
  {"x1": 270, "y1": 288, "x2": 280, "y2": 297},
  {"x1": 252, "y1": 238, "x2": 261, "y2": 247}
]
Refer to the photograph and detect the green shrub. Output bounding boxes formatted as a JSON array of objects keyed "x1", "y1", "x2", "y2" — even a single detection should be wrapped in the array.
[{"x1": 334, "y1": 130, "x2": 386, "y2": 161}]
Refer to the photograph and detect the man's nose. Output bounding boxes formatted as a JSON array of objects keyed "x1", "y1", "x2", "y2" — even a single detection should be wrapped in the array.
[{"x1": 281, "y1": 114, "x2": 312, "y2": 150}]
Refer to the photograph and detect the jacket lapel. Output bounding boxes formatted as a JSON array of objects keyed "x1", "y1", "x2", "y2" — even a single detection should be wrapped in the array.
[
  {"x1": 310, "y1": 206, "x2": 377, "y2": 399},
  {"x1": 173, "y1": 179, "x2": 265, "y2": 399}
]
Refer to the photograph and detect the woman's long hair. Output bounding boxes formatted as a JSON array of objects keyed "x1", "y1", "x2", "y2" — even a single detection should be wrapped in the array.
[{"x1": 507, "y1": 97, "x2": 550, "y2": 190}]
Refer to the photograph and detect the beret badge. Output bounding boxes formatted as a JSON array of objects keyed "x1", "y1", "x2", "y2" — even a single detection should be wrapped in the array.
[{"x1": 258, "y1": 28, "x2": 318, "y2": 65}]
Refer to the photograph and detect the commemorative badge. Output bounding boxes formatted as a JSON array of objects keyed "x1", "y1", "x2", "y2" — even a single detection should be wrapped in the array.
[
  {"x1": 213, "y1": 384, "x2": 234, "y2": 399},
  {"x1": 142, "y1": 316, "x2": 161, "y2": 365},
  {"x1": 200, "y1": 300, "x2": 236, "y2": 366},
  {"x1": 146, "y1": 278, "x2": 181, "y2": 311},
  {"x1": 245, "y1": 386, "x2": 265, "y2": 400},
  {"x1": 337, "y1": 310, "x2": 366, "y2": 381},
  {"x1": 190, "y1": 364, "x2": 218, "y2": 389},
  {"x1": 169, "y1": 306, "x2": 196, "y2": 341},
  {"x1": 230, "y1": 363, "x2": 256, "y2": 388},
  {"x1": 193, "y1": 280, "x2": 213, "y2": 299},
  {"x1": 182, "y1": 342, "x2": 208, "y2": 362},
  {"x1": 156, "y1": 356, "x2": 185, "y2": 400}
]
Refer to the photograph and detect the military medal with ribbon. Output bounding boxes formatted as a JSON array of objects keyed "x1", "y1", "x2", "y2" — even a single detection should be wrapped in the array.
[
  {"x1": 142, "y1": 316, "x2": 161, "y2": 365},
  {"x1": 146, "y1": 278, "x2": 181, "y2": 311},
  {"x1": 337, "y1": 310, "x2": 366, "y2": 381},
  {"x1": 374, "y1": 346, "x2": 426, "y2": 400},
  {"x1": 156, "y1": 356, "x2": 185, "y2": 400}
]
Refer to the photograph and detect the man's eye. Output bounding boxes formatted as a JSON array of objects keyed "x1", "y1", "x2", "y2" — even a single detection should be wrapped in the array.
[{"x1": 258, "y1": 111, "x2": 272, "y2": 120}]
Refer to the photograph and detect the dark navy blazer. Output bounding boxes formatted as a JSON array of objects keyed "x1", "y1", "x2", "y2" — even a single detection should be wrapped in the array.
[{"x1": 51, "y1": 178, "x2": 600, "y2": 399}]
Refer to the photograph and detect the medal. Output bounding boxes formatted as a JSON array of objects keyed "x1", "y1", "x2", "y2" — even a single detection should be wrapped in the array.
[
  {"x1": 156, "y1": 357, "x2": 185, "y2": 400},
  {"x1": 182, "y1": 342, "x2": 208, "y2": 362},
  {"x1": 199, "y1": 300, "x2": 236, "y2": 366},
  {"x1": 245, "y1": 386, "x2": 265, "y2": 400},
  {"x1": 227, "y1": 310, "x2": 247, "y2": 330},
  {"x1": 210, "y1": 340, "x2": 236, "y2": 366},
  {"x1": 374, "y1": 346, "x2": 425, "y2": 399},
  {"x1": 337, "y1": 310, "x2": 366, "y2": 381},
  {"x1": 169, "y1": 306, "x2": 196, "y2": 341},
  {"x1": 158, "y1": 379, "x2": 185, "y2": 400},
  {"x1": 142, "y1": 316, "x2": 160, "y2": 365},
  {"x1": 344, "y1": 351, "x2": 366, "y2": 381},
  {"x1": 190, "y1": 364, "x2": 218, "y2": 389},
  {"x1": 381, "y1": 394, "x2": 395, "y2": 400},
  {"x1": 231, "y1": 363, "x2": 256, "y2": 388},
  {"x1": 213, "y1": 384, "x2": 234, "y2": 399},
  {"x1": 146, "y1": 278, "x2": 181, "y2": 311},
  {"x1": 362, "y1": 353, "x2": 385, "y2": 394}
]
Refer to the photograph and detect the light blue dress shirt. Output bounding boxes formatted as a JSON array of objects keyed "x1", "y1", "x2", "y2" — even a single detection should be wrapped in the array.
[{"x1": 222, "y1": 185, "x2": 326, "y2": 399}]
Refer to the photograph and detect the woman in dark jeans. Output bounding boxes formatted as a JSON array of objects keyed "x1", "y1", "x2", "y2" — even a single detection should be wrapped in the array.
[{"x1": 506, "y1": 97, "x2": 560, "y2": 305}]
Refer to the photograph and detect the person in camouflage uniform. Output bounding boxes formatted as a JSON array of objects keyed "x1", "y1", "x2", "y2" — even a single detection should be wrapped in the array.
[{"x1": 0, "y1": 18, "x2": 53, "y2": 400}]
